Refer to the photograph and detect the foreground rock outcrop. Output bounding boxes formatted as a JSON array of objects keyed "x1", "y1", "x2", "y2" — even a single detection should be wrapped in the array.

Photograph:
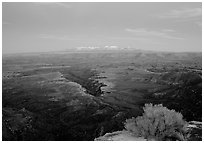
[
  {"x1": 95, "y1": 130, "x2": 147, "y2": 141},
  {"x1": 95, "y1": 121, "x2": 202, "y2": 141}
]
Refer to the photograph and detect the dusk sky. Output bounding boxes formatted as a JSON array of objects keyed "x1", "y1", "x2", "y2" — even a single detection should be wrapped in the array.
[{"x1": 3, "y1": 2, "x2": 202, "y2": 53}]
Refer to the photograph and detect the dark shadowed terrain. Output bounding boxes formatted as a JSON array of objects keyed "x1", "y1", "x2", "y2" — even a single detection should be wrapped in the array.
[{"x1": 2, "y1": 50, "x2": 202, "y2": 140}]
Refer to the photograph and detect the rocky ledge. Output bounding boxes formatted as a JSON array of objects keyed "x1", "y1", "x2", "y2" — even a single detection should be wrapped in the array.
[{"x1": 95, "y1": 121, "x2": 202, "y2": 141}]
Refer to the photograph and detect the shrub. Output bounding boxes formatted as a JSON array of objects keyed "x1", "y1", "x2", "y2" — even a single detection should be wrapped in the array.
[{"x1": 124, "y1": 104, "x2": 188, "y2": 141}]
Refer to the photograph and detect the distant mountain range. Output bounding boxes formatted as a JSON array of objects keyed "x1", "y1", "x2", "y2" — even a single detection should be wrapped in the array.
[
  {"x1": 63, "y1": 46, "x2": 201, "y2": 54},
  {"x1": 66, "y1": 46, "x2": 136, "y2": 52}
]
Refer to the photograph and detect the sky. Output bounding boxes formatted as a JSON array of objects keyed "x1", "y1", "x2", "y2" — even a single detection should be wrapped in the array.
[{"x1": 2, "y1": 2, "x2": 202, "y2": 53}]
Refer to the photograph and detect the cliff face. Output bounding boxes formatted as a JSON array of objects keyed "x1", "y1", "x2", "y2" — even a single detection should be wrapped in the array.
[{"x1": 94, "y1": 121, "x2": 202, "y2": 141}]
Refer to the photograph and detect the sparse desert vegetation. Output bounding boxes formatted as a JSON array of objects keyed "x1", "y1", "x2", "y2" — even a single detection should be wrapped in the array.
[{"x1": 124, "y1": 104, "x2": 188, "y2": 141}]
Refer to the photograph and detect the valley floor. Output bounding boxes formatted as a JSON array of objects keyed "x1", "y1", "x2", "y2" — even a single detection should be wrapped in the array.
[{"x1": 2, "y1": 51, "x2": 202, "y2": 140}]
